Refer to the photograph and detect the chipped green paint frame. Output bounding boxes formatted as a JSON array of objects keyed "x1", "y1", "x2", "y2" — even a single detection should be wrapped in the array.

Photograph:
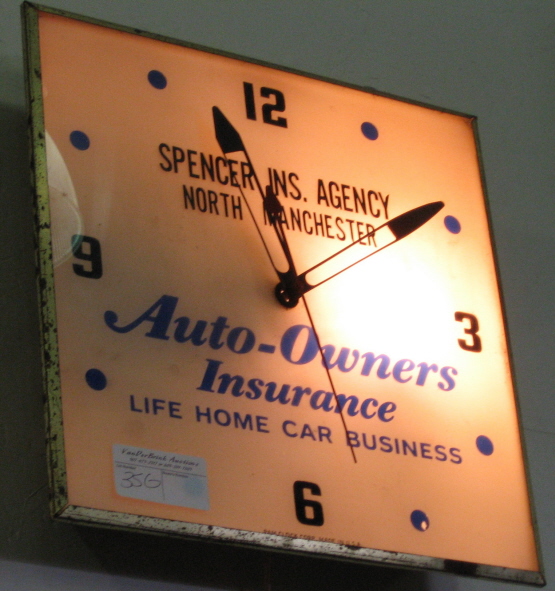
[
  {"x1": 22, "y1": 2, "x2": 68, "y2": 517},
  {"x1": 20, "y1": 3, "x2": 545, "y2": 586}
]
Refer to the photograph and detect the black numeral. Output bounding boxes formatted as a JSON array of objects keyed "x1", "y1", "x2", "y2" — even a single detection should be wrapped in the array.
[
  {"x1": 455, "y1": 311, "x2": 482, "y2": 352},
  {"x1": 244, "y1": 82, "x2": 257, "y2": 120},
  {"x1": 72, "y1": 235, "x2": 103, "y2": 279},
  {"x1": 261, "y1": 87, "x2": 287, "y2": 127},
  {"x1": 243, "y1": 82, "x2": 287, "y2": 128},
  {"x1": 293, "y1": 480, "x2": 324, "y2": 526}
]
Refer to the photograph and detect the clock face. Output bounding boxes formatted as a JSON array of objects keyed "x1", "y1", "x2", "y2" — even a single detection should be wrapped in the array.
[{"x1": 29, "y1": 7, "x2": 541, "y2": 582}]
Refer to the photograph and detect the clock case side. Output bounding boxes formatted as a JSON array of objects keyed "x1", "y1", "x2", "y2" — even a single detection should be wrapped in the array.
[
  {"x1": 470, "y1": 117, "x2": 545, "y2": 586},
  {"x1": 22, "y1": 2, "x2": 70, "y2": 518}
]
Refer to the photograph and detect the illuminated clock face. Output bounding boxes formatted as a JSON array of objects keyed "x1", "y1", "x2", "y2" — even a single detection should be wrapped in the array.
[{"x1": 32, "y1": 7, "x2": 540, "y2": 580}]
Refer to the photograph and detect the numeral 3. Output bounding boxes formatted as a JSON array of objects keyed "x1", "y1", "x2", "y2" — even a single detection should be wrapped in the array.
[{"x1": 455, "y1": 311, "x2": 482, "y2": 352}]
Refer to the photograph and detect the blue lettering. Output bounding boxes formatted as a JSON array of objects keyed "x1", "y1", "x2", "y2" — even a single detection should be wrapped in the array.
[
  {"x1": 209, "y1": 316, "x2": 229, "y2": 350},
  {"x1": 377, "y1": 401, "x2": 396, "y2": 422},
  {"x1": 322, "y1": 346, "x2": 360, "y2": 372},
  {"x1": 379, "y1": 436, "x2": 393, "y2": 452},
  {"x1": 197, "y1": 359, "x2": 222, "y2": 393},
  {"x1": 300, "y1": 424, "x2": 317, "y2": 440},
  {"x1": 196, "y1": 360, "x2": 397, "y2": 420},
  {"x1": 246, "y1": 378, "x2": 264, "y2": 400},
  {"x1": 291, "y1": 386, "x2": 311, "y2": 406},
  {"x1": 196, "y1": 406, "x2": 269, "y2": 432},
  {"x1": 360, "y1": 352, "x2": 391, "y2": 378},
  {"x1": 152, "y1": 399, "x2": 165, "y2": 414},
  {"x1": 403, "y1": 440, "x2": 418, "y2": 457},
  {"x1": 195, "y1": 406, "x2": 211, "y2": 423},
  {"x1": 363, "y1": 434, "x2": 377, "y2": 450},
  {"x1": 282, "y1": 420, "x2": 297, "y2": 437},
  {"x1": 318, "y1": 426, "x2": 332, "y2": 443},
  {"x1": 130, "y1": 395, "x2": 143, "y2": 413},
  {"x1": 392, "y1": 359, "x2": 415, "y2": 383},
  {"x1": 280, "y1": 325, "x2": 319, "y2": 365},
  {"x1": 434, "y1": 445, "x2": 447, "y2": 461},
  {"x1": 450, "y1": 448, "x2": 463, "y2": 464},
  {"x1": 344, "y1": 430, "x2": 461, "y2": 464},
  {"x1": 438, "y1": 366, "x2": 458, "y2": 391},
  {"x1": 129, "y1": 396, "x2": 181, "y2": 418},
  {"x1": 174, "y1": 317, "x2": 208, "y2": 345},
  {"x1": 416, "y1": 362, "x2": 438, "y2": 386},
  {"x1": 256, "y1": 416, "x2": 270, "y2": 433},
  {"x1": 420, "y1": 443, "x2": 433, "y2": 459},
  {"x1": 234, "y1": 412, "x2": 253, "y2": 429},
  {"x1": 168, "y1": 401, "x2": 182, "y2": 418},
  {"x1": 360, "y1": 398, "x2": 378, "y2": 419},
  {"x1": 334, "y1": 394, "x2": 360, "y2": 416},
  {"x1": 217, "y1": 374, "x2": 244, "y2": 397},
  {"x1": 105, "y1": 294, "x2": 177, "y2": 339},
  {"x1": 227, "y1": 326, "x2": 255, "y2": 354},
  {"x1": 214, "y1": 409, "x2": 231, "y2": 426},
  {"x1": 309, "y1": 390, "x2": 335, "y2": 412},
  {"x1": 283, "y1": 421, "x2": 332, "y2": 442},
  {"x1": 265, "y1": 382, "x2": 291, "y2": 404},
  {"x1": 346, "y1": 430, "x2": 360, "y2": 447},
  {"x1": 105, "y1": 295, "x2": 457, "y2": 394}
]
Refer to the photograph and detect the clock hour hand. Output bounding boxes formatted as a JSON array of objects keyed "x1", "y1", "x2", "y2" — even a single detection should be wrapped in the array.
[
  {"x1": 276, "y1": 201, "x2": 444, "y2": 305},
  {"x1": 213, "y1": 107, "x2": 299, "y2": 304}
]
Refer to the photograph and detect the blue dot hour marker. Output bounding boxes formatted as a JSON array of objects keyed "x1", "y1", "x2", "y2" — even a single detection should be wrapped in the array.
[
  {"x1": 70, "y1": 130, "x2": 90, "y2": 150},
  {"x1": 476, "y1": 435, "x2": 494, "y2": 456},
  {"x1": 444, "y1": 215, "x2": 461, "y2": 234},
  {"x1": 85, "y1": 368, "x2": 107, "y2": 391},
  {"x1": 361, "y1": 122, "x2": 379, "y2": 140},
  {"x1": 148, "y1": 70, "x2": 167, "y2": 89},
  {"x1": 410, "y1": 510, "x2": 429, "y2": 531}
]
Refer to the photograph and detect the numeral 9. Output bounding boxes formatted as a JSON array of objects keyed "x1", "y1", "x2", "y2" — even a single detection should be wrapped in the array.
[{"x1": 72, "y1": 234, "x2": 103, "y2": 279}]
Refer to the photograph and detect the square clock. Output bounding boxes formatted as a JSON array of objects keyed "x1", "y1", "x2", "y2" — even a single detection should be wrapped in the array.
[{"x1": 23, "y1": 3, "x2": 543, "y2": 584}]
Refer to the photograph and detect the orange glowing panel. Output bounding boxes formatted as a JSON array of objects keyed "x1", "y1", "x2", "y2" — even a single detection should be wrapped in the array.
[{"x1": 23, "y1": 4, "x2": 543, "y2": 584}]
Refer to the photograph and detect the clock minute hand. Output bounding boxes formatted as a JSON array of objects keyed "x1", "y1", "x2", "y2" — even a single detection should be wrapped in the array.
[
  {"x1": 212, "y1": 107, "x2": 299, "y2": 303},
  {"x1": 278, "y1": 201, "x2": 445, "y2": 302}
]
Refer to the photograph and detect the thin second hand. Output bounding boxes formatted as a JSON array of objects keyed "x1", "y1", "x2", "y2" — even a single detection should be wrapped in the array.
[{"x1": 301, "y1": 294, "x2": 357, "y2": 464}]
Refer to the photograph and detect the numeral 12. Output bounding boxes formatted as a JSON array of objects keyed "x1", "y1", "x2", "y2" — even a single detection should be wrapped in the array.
[{"x1": 243, "y1": 82, "x2": 287, "y2": 128}]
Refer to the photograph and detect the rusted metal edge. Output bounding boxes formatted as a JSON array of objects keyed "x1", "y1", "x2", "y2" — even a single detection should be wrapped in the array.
[
  {"x1": 21, "y1": 1, "x2": 69, "y2": 518},
  {"x1": 59, "y1": 505, "x2": 545, "y2": 585}
]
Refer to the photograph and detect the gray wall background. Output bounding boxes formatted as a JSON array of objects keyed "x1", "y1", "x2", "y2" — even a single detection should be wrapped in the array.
[{"x1": 0, "y1": 1, "x2": 553, "y2": 590}]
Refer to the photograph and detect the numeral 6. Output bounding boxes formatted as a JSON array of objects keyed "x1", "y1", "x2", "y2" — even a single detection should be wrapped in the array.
[{"x1": 293, "y1": 480, "x2": 324, "y2": 526}]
